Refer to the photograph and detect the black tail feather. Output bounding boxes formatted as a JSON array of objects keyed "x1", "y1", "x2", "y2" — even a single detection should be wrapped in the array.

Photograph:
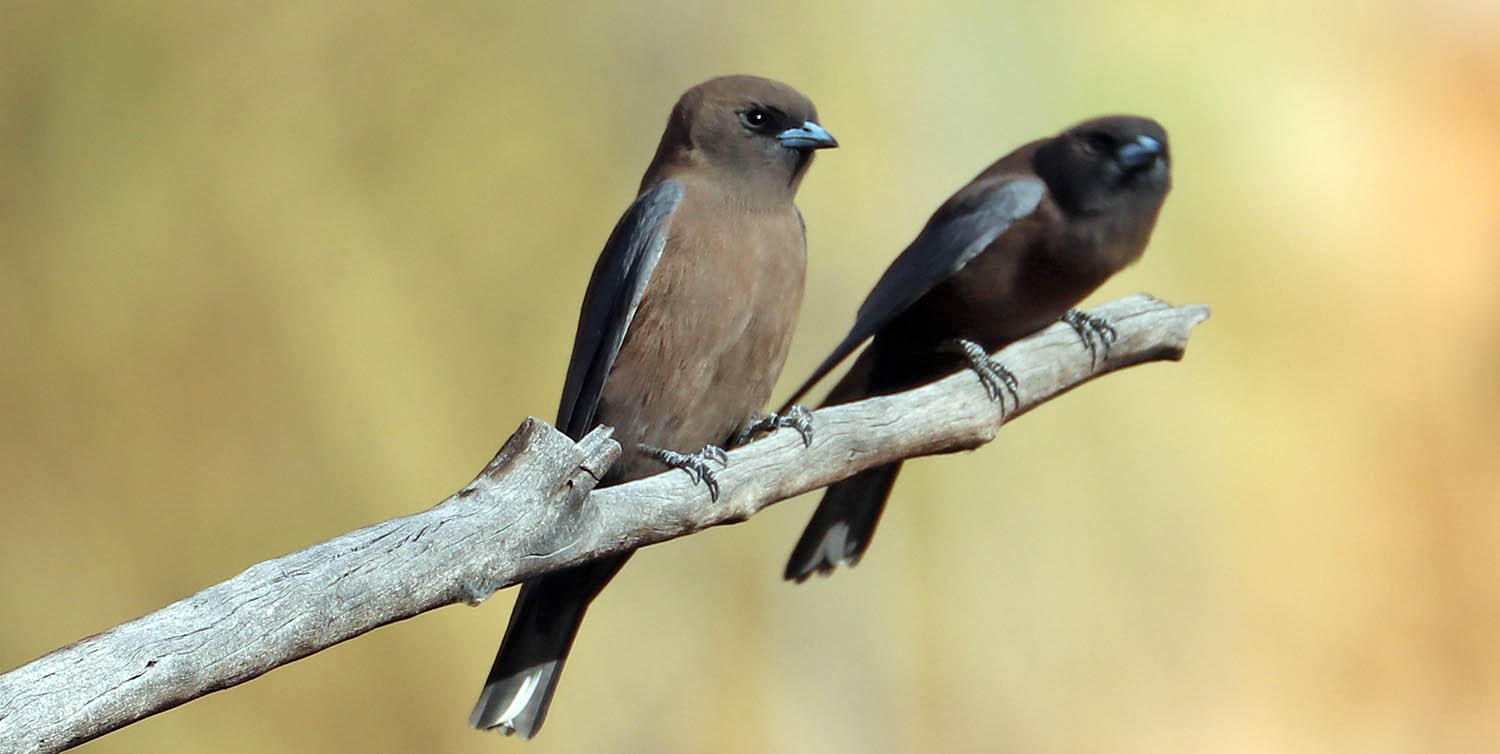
[
  {"x1": 469, "y1": 556, "x2": 627, "y2": 738},
  {"x1": 784, "y1": 461, "x2": 902, "y2": 582}
]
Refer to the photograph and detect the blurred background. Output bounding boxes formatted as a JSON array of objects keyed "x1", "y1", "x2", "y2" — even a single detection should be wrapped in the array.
[{"x1": 3, "y1": 1, "x2": 1498, "y2": 752}]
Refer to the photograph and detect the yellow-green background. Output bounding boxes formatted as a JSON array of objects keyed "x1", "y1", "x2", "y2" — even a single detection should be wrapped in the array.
[{"x1": 3, "y1": 1, "x2": 1497, "y2": 752}]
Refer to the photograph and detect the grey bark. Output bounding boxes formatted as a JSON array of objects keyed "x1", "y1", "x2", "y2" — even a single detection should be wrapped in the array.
[{"x1": 0, "y1": 295, "x2": 1209, "y2": 753}]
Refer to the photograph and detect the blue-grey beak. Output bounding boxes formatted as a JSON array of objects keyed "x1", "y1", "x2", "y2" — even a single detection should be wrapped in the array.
[
  {"x1": 777, "y1": 121, "x2": 838, "y2": 150},
  {"x1": 1117, "y1": 135, "x2": 1164, "y2": 170}
]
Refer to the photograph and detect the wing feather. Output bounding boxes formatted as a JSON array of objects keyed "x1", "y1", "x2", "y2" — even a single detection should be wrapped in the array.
[
  {"x1": 555, "y1": 180, "x2": 685, "y2": 438},
  {"x1": 780, "y1": 177, "x2": 1044, "y2": 409}
]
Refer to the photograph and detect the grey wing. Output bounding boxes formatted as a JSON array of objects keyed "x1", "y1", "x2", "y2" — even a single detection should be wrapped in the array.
[
  {"x1": 555, "y1": 180, "x2": 685, "y2": 438},
  {"x1": 780, "y1": 177, "x2": 1044, "y2": 409}
]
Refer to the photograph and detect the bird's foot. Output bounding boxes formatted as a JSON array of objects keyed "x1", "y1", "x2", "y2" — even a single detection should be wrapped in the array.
[
  {"x1": 1063, "y1": 308, "x2": 1116, "y2": 367},
  {"x1": 640, "y1": 443, "x2": 728, "y2": 500},
  {"x1": 733, "y1": 405, "x2": 814, "y2": 447},
  {"x1": 950, "y1": 338, "x2": 1019, "y2": 415}
]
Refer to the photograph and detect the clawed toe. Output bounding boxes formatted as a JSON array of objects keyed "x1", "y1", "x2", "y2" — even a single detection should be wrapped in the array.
[
  {"x1": 951, "y1": 338, "x2": 1019, "y2": 415},
  {"x1": 640, "y1": 443, "x2": 728, "y2": 500},
  {"x1": 734, "y1": 405, "x2": 815, "y2": 447},
  {"x1": 1063, "y1": 308, "x2": 1116, "y2": 366},
  {"x1": 702, "y1": 444, "x2": 728, "y2": 465},
  {"x1": 782, "y1": 405, "x2": 814, "y2": 446}
]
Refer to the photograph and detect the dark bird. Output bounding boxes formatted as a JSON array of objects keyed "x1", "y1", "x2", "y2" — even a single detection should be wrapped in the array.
[
  {"x1": 780, "y1": 115, "x2": 1170, "y2": 582},
  {"x1": 469, "y1": 75, "x2": 835, "y2": 738}
]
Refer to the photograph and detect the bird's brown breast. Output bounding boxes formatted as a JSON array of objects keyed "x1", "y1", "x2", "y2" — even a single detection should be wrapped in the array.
[
  {"x1": 596, "y1": 183, "x2": 806, "y2": 482},
  {"x1": 868, "y1": 197, "x2": 1152, "y2": 394}
]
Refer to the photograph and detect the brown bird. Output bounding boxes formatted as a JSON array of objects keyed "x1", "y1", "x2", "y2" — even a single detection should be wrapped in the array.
[
  {"x1": 780, "y1": 115, "x2": 1170, "y2": 582},
  {"x1": 469, "y1": 75, "x2": 835, "y2": 738}
]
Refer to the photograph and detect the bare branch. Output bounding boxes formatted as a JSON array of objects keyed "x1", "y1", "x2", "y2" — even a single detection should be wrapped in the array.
[{"x1": 0, "y1": 295, "x2": 1209, "y2": 754}]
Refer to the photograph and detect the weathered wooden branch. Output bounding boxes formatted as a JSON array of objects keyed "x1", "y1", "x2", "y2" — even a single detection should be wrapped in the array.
[{"x1": 0, "y1": 294, "x2": 1209, "y2": 754}]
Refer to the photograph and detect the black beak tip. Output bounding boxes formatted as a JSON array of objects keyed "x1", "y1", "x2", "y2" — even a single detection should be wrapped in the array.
[
  {"x1": 1117, "y1": 135, "x2": 1165, "y2": 170},
  {"x1": 777, "y1": 122, "x2": 838, "y2": 151}
]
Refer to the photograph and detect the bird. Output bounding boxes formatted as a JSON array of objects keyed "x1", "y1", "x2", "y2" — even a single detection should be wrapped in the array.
[
  {"x1": 469, "y1": 75, "x2": 836, "y2": 738},
  {"x1": 779, "y1": 115, "x2": 1170, "y2": 583}
]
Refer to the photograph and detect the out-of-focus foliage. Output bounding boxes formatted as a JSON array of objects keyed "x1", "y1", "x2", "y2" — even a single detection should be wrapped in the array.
[{"x1": 3, "y1": 1, "x2": 1498, "y2": 752}]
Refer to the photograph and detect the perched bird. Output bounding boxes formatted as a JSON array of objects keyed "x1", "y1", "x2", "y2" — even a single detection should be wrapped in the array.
[
  {"x1": 780, "y1": 115, "x2": 1170, "y2": 582},
  {"x1": 469, "y1": 75, "x2": 836, "y2": 738}
]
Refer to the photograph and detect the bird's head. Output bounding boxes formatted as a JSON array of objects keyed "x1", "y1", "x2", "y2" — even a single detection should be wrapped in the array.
[
  {"x1": 1034, "y1": 115, "x2": 1170, "y2": 217},
  {"x1": 650, "y1": 75, "x2": 837, "y2": 198}
]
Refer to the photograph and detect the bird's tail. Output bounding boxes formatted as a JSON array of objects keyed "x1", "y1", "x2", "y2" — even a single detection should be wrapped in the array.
[
  {"x1": 469, "y1": 557, "x2": 626, "y2": 739},
  {"x1": 784, "y1": 461, "x2": 903, "y2": 581},
  {"x1": 784, "y1": 344, "x2": 903, "y2": 582}
]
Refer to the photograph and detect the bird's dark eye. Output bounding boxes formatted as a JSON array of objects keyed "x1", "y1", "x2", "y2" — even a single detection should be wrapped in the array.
[
  {"x1": 740, "y1": 108, "x2": 772, "y2": 131},
  {"x1": 1081, "y1": 132, "x2": 1112, "y2": 155}
]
